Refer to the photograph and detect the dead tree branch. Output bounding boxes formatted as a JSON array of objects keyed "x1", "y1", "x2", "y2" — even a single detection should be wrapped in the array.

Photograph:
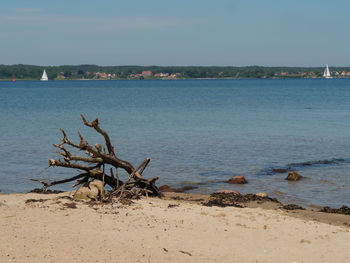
[{"x1": 31, "y1": 115, "x2": 160, "y2": 199}]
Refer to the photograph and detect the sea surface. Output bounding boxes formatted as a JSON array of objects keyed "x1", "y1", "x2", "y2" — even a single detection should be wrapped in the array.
[{"x1": 1, "y1": 79, "x2": 350, "y2": 208}]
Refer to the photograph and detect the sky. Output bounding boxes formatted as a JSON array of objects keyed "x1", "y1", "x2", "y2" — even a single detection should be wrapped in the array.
[{"x1": 0, "y1": 0, "x2": 349, "y2": 66}]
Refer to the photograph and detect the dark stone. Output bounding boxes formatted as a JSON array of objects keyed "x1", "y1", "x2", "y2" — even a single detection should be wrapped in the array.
[
  {"x1": 285, "y1": 171, "x2": 303, "y2": 181},
  {"x1": 227, "y1": 175, "x2": 247, "y2": 184}
]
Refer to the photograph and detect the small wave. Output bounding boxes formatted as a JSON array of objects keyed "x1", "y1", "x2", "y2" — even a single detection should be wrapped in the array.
[
  {"x1": 261, "y1": 158, "x2": 349, "y2": 176},
  {"x1": 288, "y1": 158, "x2": 347, "y2": 167}
]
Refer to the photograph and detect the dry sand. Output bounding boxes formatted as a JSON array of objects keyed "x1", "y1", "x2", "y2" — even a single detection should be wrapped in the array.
[{"x1": 0, "y1": 192, "x2": 349, "y2": 263}]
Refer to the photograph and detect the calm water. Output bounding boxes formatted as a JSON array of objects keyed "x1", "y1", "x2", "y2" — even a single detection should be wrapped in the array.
[{"x1": 1, "y1": 79, "x2": 350, "y2": 207}]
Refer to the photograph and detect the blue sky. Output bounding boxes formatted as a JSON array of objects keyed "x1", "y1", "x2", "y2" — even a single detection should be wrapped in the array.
[{"x1": 1, "y1": 0, "x2": 349, "y2": 66}]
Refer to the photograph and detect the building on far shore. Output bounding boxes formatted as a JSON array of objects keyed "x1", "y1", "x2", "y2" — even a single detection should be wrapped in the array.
[
  {"x1": 141, "y1": 71, "x2": 152, "y2": 77},
  {"x1": 341, "y1": 71, "x2": 350, "y2": 77}
]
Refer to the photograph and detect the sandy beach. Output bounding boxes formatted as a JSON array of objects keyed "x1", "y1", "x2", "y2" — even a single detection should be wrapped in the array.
[{"x1": 0, "y1": 192, "x2": 349, "y2": 263}]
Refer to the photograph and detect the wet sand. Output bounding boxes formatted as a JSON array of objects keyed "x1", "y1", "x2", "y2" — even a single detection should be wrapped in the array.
[{"x1": 0, "y1": 191, "x2": 349, "y2": 263}]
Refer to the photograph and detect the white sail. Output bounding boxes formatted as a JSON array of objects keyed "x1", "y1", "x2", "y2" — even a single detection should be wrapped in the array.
[
  {"x1": 323, "y1": 65, "x2": 332, "y2": 79},
  {"x1": 40, "y1": 69, "x2": 48, "y2": 81}
]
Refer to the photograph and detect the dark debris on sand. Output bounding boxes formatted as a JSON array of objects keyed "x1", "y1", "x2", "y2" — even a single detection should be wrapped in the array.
[
  {"x1": 283, "y1": 204, "x2": 305, "y2": 210},
  {"x1": 319, "y1": 206, "x2": 350, "y2": 215},
  {"x1": 63, "y1": 202, "x2": 77, "y2": 209},
  {"x1": 25, "y1": 198, "x2": 49, "y2": 204},
  {"x1": 29, "y1": 188, "x2": 64, "y2": 194},
  {"x1": 203, "y1": 193, "x2": 280, "y2": 208}
]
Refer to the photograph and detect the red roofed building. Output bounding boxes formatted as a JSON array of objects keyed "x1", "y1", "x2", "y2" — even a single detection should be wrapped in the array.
[{"x1": 141, "y1": 71, "x2": 152, "y2": 77}]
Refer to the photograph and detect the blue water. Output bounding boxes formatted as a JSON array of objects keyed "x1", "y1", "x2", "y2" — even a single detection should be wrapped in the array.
[{"x1": 1, "y1": 79, "x2": 350, "y2": 207}]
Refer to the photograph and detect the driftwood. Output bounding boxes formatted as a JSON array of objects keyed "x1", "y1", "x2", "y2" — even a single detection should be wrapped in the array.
[{"x1": 31, "y1": 114, "x2": 161, "y2": 199}]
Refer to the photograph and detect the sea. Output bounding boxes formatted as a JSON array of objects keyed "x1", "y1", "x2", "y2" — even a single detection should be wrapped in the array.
[{"x1": 1, "y1": 79, "x2": 350, "y2": 208}]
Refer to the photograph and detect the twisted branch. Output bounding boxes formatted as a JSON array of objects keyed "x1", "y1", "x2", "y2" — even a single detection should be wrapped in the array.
[{"x1": 31, "y1": 114, "x2": 160, "y2": 198}]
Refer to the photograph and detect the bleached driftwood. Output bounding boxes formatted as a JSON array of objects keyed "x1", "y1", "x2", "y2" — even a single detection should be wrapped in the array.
[{"x1": 31, "y1": 115, "x2": 161, "y2": 199}]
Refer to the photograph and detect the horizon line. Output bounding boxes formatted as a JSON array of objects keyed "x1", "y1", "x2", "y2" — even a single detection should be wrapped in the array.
[{"x1": 2, "y1": 64, "x2": 350, "y2": 68}]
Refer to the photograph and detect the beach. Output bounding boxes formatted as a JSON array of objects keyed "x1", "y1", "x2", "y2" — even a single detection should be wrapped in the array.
[
  {"x1": 2, "y1": 1, "x2": 350, "y2": 262},
  {"x1": 1, "y1": 191, "x2": 349, "y2": 263}
]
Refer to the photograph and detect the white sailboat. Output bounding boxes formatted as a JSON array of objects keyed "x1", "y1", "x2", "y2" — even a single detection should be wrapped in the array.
[
  {"x1": 323, "y1": 64, "x2": 332, "y2": 79},
  {"x1": 40, "y1": 69, "x2": 49, "y2": 81}
]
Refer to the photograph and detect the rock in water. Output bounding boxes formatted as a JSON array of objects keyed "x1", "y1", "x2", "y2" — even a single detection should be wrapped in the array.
[
  {"x1": 159, "y1": 185, "x2": 171, "y2": 191},
  {"x1": 285, "y1": 171, "x2": 302, "y2": 181},
  {"x1": 74, "y1": 180, "x2": 105, "y2": 200},
  {"x1": 215, "y1": 189, "x2": 240, "y2": 194},
  {"x1": 255, "y1": 192, "x2": 268, "y2": 197},
  {"x1": 227, "y1": 175, "x2": 247, "y2": 184}
]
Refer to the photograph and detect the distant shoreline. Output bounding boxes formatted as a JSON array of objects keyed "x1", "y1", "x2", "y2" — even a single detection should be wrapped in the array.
[
  {"x1": 2, "y1": 77, "x2": 349, "y2": 81},
  {"x1": 2, "y1": 65, "x2": 350, "y2": 80}
]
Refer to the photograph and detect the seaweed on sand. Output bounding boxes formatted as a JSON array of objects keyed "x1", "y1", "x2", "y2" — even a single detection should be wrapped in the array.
[
  {"x1": 29, "y1": 188, "x2": 63, "y2": 194},
  {"x1": 319, "y1": 206, "x2": 350, "y2": 215},
  {"x1": 203, "y1": 193, "x2": 280, "y2": 208},
  {"x1": 282, "y1": 204, "x2": 305, "y2": 210}
]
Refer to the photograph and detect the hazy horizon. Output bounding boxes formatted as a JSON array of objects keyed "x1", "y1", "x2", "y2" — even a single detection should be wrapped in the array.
[{"x1": 1, "y1": 0, "x2": 349, "y2": 66}]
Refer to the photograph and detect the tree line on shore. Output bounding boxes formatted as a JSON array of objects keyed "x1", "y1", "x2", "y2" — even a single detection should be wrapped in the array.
[{"x1": 1, "y1": 64, "x2": 350, "y2": 80}]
